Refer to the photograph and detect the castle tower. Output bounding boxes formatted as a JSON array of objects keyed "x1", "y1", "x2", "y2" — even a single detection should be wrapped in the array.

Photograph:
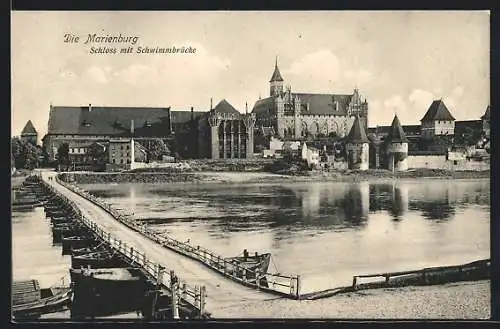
[
  {"x1": 345, "y1": 115, "x2": 369, "y2": 171},
  {"x1": 420, "y1": 99, "x2": 455, "y2": 139},
  {"x1": 276, "y1": 93, "x2": 285, "y2": 138},
  {"x1": 386, "y1": 115, "x2": 409, "y2": 172},
  {"x1": 270, "y1": 56, "x2": 284, "y2": 97},
  {"x1": 21, "y1": 120, "x2": 38, "y2": 145}
]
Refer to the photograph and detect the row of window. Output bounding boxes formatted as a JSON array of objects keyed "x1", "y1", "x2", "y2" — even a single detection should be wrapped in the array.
[
  {"x1": 69, "y1": 147, "x2": 87, "y2": 154},
  {"x1": 111, "y1": 159, "x2": 131, "y2": 164},
  {"x1": 110, "y1": 152, "x2": 130, "y2": 157},
  {"x1": 110, "y1": 144, "x2": 131, "y2": 150}
]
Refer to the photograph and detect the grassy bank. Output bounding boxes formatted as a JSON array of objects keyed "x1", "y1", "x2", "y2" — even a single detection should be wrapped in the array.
[
  {"x1": 59, "y1": 167, "x2": 490, "y2": 185},
  {"x1": 59, "y1": 172, "x2": 205, "y2": 184}
]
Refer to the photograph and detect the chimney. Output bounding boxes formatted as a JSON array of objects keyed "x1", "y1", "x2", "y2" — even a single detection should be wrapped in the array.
[
  {"x1": 191, "y1": 106, "x2": 194, "y2": 121},
  {"x1": 88, "y1": 103, "x2": 92, "y2": 112},
  {"x1": 130, "y1": 119, "x2": 134, "y2": 135},
  {"x1": 168, "y1": 107, "x2": 173, "y2": 134}
]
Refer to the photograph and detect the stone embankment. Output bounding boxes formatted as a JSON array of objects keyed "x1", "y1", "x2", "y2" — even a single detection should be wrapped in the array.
[{"x1": 59, "y1": 167, "x2": 490, "y2": 185}]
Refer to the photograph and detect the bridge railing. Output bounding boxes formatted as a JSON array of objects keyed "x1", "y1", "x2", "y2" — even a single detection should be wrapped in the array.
[
  {"x1": 351, "y1": 259, "x2": 491, "y2": 290},
  {"x1": 40, "y1": 176, "x2": 207, "y2": 316},
  {"x1": 56, "y1": 175, "x2": 302, "y2": 299}
]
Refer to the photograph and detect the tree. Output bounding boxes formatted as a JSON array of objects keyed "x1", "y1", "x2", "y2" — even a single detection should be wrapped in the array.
[
  {"x1": 147, "y1": 138, "x2": 170, "y2": 161},
  {"x1": 10, "y1": 137, "x2": 44, "y2": 170},
  {"x1": 88, "y1": 143, "x2": 107, "y2": 166},
  {"x1": 56, "y1": 143, "x2": 70, "y2": 169}
]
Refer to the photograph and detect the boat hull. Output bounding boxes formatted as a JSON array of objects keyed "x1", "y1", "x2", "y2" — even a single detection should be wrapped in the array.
[
  {"x1": 12, "y1": 288, "x2": 72, "y2": 320},
  {"x1": 71, "y1": 252, "x2": 127, "y2": 269},
  {"x1": 70, "y1": 268, "x2": 152, "y2": 317}
]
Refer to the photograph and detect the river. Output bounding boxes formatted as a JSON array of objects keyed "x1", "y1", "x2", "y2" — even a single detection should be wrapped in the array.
[{"x1": 76, "y1": 178, "x2": 490, "y2": 294}]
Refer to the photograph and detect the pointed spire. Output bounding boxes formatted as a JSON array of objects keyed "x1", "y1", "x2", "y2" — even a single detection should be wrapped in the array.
[
  {"x1": 210, "y1": 98, "x2": 213, "y2": 110},
  {"x1": 387, "y1": 114, "x2": 408, "y2": 143},
  {"x1": 21, "y1": 120, "x2": 37, "y2": 135},
  {"x1": 270, "y1": 56, "x2": 284, "y2": 82},
  {"x1": 245, "y1": 101, "x2": 248, "y2": 114},
  {"x1": 346, "y1": 115, "x2": 369, "y2": 143}
]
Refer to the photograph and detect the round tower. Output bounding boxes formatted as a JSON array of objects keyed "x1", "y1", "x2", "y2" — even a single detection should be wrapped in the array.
[
  {"x1": 345, "y1": 115, "x2": 369, "y2": 171},
  {"x1": 386, "y1": 115, "x2": 408, "y2": 171}
]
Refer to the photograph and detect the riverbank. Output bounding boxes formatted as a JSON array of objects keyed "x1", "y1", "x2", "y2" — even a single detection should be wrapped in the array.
[
  {"x1": 222, "y1": 280, "x2": 490, "y2": 319},
  {"x1": 39, "y1": 280, "x2": 491, "y2": 319},
  {"x1": 59, "y1": 168, "x2": 490, "y2": 185}
]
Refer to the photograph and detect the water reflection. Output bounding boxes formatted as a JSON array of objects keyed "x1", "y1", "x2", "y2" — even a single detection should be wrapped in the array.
[
  {"x1": 82, "y1": 179, "x2": 490, "y2": 233},
  {"x1": 81, "y1": 179, "x2": 489, "y2": 290}
]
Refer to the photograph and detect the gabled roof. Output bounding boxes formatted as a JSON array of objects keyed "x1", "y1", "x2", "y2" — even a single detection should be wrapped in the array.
[
  {"x1": 420, "y1": 100, "x2": 455, "y2": 122},
  {"x1": 294, "y1": 93, "x2": 353, "y2": 116},
  {"x1": 269, "y1": 61, "x2": 284, "y2": 82},
  {"x1": 213, "y1": 99, "x2": 240, "y2": 114},
  {"x1": 252, "y1": 97, "x2": 274, "y2": 115},
  {"x1": 46, "y1": 105, "x2": 206, "y2": 137},
  {"x1": 170, "y1": 111, "x2": 204, "y2": 124},
  {"x1": 251, "y1": 93, "x2": 356, "y2": 116},
  {"x1": 346, "y1": 116, "x2": 369, "y2": 143},
  {"x1": 47, "y1": 106, "x2": 172, "y2": 136},
  {"x1": 386, "y1": 115, "x2": 408, "y2": 143},
  {"x1": 21, "y1": 120, "x2": 37, "y2": 135}
]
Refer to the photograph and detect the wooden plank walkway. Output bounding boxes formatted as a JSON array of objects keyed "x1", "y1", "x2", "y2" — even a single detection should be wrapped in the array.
[{"x1": 41, "y1": 171, "x2": 280, "y2": 318}]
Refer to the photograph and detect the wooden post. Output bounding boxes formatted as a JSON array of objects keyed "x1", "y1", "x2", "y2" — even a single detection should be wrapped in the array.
[
  {"x1": 118, "y1": 240, "x2": 122, "y2": 253},
  {"x1": 156, "y1": 265, "x2": 164, "y2": 288},
  {"x1": 182, "y1": 283, "x2": 187, "y2": 302},
  {"x1": 256, "y1": 269, "x2": 261, "y2": 288},
  {"x1": 194, "y1": 286, "x2": 200, "y2": 313},
  {"x1": 296, "y1": 275, "x2": 301, "y2": 298},
  {"x1": 130, "y1": 247, "x2": 134, "y2": 263},
  {"x1": 352, "y1": 276, "x2": 357, "y2": 290},
  {"x1": 385, "y1": 275, "x2": 390, "y2": 284},
  {"x1": 199, "y1": 286, "x2": 206, "y2": 316},
  {"x1": 243, "y1": 268, "x2": 247, "y2": 282},
  {"x1": 170, "y1": 270, "x2": 180, "y2": 320}
]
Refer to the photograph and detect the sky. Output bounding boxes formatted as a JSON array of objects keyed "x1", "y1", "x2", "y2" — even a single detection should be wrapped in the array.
[{"x1": 11, "y1": 11, "x2": 490, "y2": 139}]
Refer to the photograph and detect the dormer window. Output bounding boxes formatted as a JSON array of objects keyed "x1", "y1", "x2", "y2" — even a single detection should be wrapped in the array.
[{"x1": 82, "y1": 120, "x2": 91, "y2": 127}]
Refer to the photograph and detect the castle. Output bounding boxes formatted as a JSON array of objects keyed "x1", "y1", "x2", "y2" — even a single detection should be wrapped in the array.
[{"x1": 252, "y1": 58, "x2": 369, "y2": 139}]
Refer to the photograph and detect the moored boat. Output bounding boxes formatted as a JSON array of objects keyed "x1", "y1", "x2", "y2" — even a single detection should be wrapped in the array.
[
  {"x1": 70, "y1": 268, "x2": 153, "y2": 317},
  {"x1": 62, "y1": 236, "x2": 93, "y2": 254},
  {"x1": 71, "y1": 244, "x2": 110, "y2": 256},
  {"x1": 12, "y1": 280, "x2": 72, "y2": 320},
  {"x1": 71, "y1": 251, "x2": 126, "y2": 269},
  {"x1": 225, "y1": 250, "x2": 271, "y2": 281}
]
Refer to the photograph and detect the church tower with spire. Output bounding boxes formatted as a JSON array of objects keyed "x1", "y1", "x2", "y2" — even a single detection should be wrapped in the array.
[{"x1": 270, "y1": 56, "x2": 284, "y2": 97}]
